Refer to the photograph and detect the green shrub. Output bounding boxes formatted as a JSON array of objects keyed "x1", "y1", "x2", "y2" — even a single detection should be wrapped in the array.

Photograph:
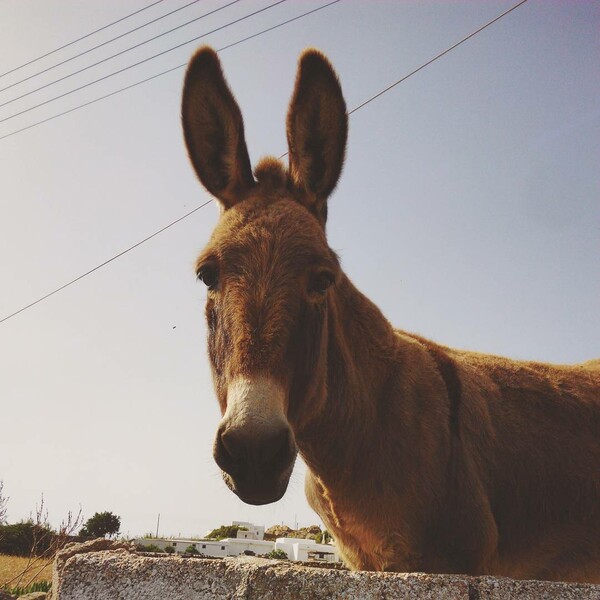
[
  {"x1": 315, "y1": 530, "x2": 332, "y2": 544},
  {"x1": 267, "y1": 549, "x2": 288, "y2": 560},
  {"x1": 137, "y1": 543, "x2": 162, "y2": 553},
  {"x1": 164, "y1": 545, "x2": 175, "y2": 554},
  {"x1": 185, "y1": 545, "x2": 199, "y2": 554},
  {"x1": 0, "y1": 521, "x2": 56, "y2": 556},
  {"x1": 205, "y1": 524, "x2": 247, "y2": 541}
]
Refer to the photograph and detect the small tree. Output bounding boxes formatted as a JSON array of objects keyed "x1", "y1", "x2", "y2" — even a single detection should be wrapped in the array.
[
  {"x1": 185, "y1": 544, "x2": 199, "y2": 554},
  {"x1": 164, "y1": 545, "x2": 175, "y2": 554},
  {"x1": 0, "y1": 481, "x2": 8, "y2": 525},
  {"x1": 79, "y1": 511, "x2": 120, "y2": 539},
  {"x1": 267, "y1": 549, "x2": 288, "y2": 560},
  {"x1": 317, "y1": 529, "x2": 332, "y2": 544},
  {"x1": 205, "y1": 524, "x2": 247, "y2": 540}
]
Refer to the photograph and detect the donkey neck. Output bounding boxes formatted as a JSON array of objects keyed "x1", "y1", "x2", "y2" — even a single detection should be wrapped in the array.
[{"x1": 295, "y1": 273, "x2": 399, "y2": 482}]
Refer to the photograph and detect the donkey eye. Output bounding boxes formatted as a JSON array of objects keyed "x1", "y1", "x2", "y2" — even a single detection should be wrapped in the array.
[
  {"x1": 308, "y1": 271, "x2": 335, "y2": 295},
  {"x1": 197, "y1": 265, "x2": 219, "y2": 290}
]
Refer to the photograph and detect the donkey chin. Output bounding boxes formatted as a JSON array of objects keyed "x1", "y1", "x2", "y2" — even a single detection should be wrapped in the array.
[
  {"x1": 216, "y1": 459, "x2": 296, "y2": 506},
  {"x1": 212, "y1": 376, "x2": 298, "y2": 505}
]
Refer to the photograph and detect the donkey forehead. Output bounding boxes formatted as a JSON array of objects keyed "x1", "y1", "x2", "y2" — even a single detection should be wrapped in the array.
[{"x1": 201, "y1": 197, "x2": 337, "y2": 272}]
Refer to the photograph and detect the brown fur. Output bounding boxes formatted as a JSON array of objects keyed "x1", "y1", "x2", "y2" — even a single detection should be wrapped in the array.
[{"x1": 182, "y1": 46, "x2": 600, "y2": 582}]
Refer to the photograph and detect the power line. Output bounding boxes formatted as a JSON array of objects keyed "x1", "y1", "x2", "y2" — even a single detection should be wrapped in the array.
[
  {"x1": 279, "y1": 0, "x2": 528, "y2": 157},
  {"x1": 0, "y1": 0, "x2": 287, "y2": 125},
  {"x1": 0, "y1": 0, "x2": 528, "y2": 325},
  {"x1": 214, "y1": 0, "x2": 341, "y2": 53},
  {"x1": 0, "y1": 0, "x2": 167, "y2": 80},
  {"x1": 0, "y1": 0, "x2": 345, "y2": 324},
  {"x1": 0, "y1": 0, "x2": 205, "y2": 95},
  {"x1": 0, "y1": 0, "x2": 246, "y2": 112},
  {"x1": 0, "y1": 0, "x2": 342, "y2": 142},
  {"x1": 348, "y1": 0, "x2": 529, "y2": 116},
  {"x1": 0, "y1": 200, "x2": 213, "y2": 325}
]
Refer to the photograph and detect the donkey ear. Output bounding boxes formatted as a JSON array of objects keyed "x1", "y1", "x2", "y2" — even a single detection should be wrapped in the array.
[
  {"x1": 182, "y1": 47, "x2": 255, "y2": 209},
  {"x1": 286, "y1": 49, "x2": 348, "y2": 224}
]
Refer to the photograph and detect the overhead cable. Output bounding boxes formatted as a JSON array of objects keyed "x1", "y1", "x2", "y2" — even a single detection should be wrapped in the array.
[
  {"x1": 0, "y1": 0, "x2": 167, "y2": 79},
  {"x1": 0, "y1": 0, "x2": 245, "y2": 111},
  {"x1": 0, "y1": 0, "x2": 529, "y2": 324},
  {"x1": 0, "y1": 0, "x2": 342, "y2": 142},
  {"x1": 0, "y1": 0, "x2": 205, "y2": 95},
  {"x1": 0, "y1": 201, "x2": 213, "y2": 325},
  {"x1": 348, "y1": 0, "x2": 529, "y2": 116}
]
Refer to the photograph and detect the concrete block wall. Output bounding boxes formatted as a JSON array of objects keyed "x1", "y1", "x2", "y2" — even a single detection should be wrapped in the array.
[{"x1": 50, "y1": 540, "x2": 600, "y2": 600}]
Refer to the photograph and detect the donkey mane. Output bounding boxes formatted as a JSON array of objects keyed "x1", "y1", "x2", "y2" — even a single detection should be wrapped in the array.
[
  {"x1": 253, "y1": 157, "x2": 289, "y2": 188},
  {"x1": 181, "y1": 46, "x2": 600, "y2": 583}
]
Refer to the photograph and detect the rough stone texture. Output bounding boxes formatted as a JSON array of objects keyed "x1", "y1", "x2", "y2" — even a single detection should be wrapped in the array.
[
  {"x1": 473, "y1": 576, "x2": 600, "y2": 599},
  {"x1": 52, "y1": 544, "x2": 600, "y2": 600},
  {"x1": 49, "y1": 538, "x2": 134, "y2": 600},
  {"x1": 0, "y1": 591, "x2": 16, "y2": 600},
  {"x1": 19, "y1": 593, "x2": 48, "y2": 600}
]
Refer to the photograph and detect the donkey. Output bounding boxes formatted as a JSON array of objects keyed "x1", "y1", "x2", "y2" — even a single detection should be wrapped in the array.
[{"x1": 181, "y1": 46, "x2": 600, "y2": 582}]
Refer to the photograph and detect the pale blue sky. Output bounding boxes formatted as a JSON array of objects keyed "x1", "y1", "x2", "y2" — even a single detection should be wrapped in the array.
[{"x1": 0, "y1": 0, "x2": 598, "y2": 538}]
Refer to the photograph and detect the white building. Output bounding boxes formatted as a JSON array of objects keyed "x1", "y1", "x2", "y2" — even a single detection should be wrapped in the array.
[
  {"x1": 274, "y1": 537, "x2": 339, "y2": 563},
  {"x1": 134, "y1": 521, "x2": 340, "y2": 563},
  {"x1": 134, "y1": 536, "x2": 273, "y2": 557},
  {"x1": 216, "y1": 538, "x2": 274, "y2": 557},
  {"x1": 134, "y1": 537, "x2": 203, "y2": 554},
  {"x1": 232, "y1": 521, "x2": 265, "y2": 540}
]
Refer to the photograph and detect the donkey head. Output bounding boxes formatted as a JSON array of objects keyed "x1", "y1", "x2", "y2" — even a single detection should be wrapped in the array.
[{"x1": 182, "y1": 47, "x2": 347, "y2": 505}]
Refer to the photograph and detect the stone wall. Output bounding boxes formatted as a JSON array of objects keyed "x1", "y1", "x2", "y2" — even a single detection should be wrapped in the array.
[{"x1": 50, "y1": 540, "x2": 600, "y2": 600}]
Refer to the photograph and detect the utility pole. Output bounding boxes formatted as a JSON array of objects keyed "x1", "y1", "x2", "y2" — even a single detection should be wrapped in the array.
[{"x1": 156, "y1": 513, "x2": 160, "y2": 539}]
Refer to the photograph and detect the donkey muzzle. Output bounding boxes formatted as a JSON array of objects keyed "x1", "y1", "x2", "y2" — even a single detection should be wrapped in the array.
[{"x1": 213, "y1": 377, "x2": 297, "y2": 505}]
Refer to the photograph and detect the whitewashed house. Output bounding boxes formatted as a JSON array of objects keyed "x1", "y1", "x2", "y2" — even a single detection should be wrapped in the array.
[
  {"x1": 134, "y1": 536, "x2": 271, "y2": 557},
  {"x1": 217, "y1": 538, "x2": 274, "y2": 556},
  {"x1": 134, "y1": 521, "x2": 340, "y2": 563},
  {"x1": 274, "y1": 537, "x2": 340, "y2": 563},
  {"x1": 232, "y1": 521, "x2": 265, "y2": 540},
  {"x1": 134, "y1": 537, "x2": 203, "y2": 554}
]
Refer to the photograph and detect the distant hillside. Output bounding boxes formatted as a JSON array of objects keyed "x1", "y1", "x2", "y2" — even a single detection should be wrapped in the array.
[{"x1": 263, "y1": 525, "x2": 323, "y2": 542}]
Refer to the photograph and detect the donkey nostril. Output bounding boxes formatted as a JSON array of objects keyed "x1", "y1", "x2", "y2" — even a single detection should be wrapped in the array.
[
  {"x1": 258, "y1": 428, "x2": 293, "y2": 474},
  {"x1": 215, "y1": 426, "x2": 245, "y2": 475},
  {"x1": 219, "y1": 428, "x2": 242, "y2": 460},
  {"x1": 215, "y1": 424, "x2": 294, "y2": 479}
]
